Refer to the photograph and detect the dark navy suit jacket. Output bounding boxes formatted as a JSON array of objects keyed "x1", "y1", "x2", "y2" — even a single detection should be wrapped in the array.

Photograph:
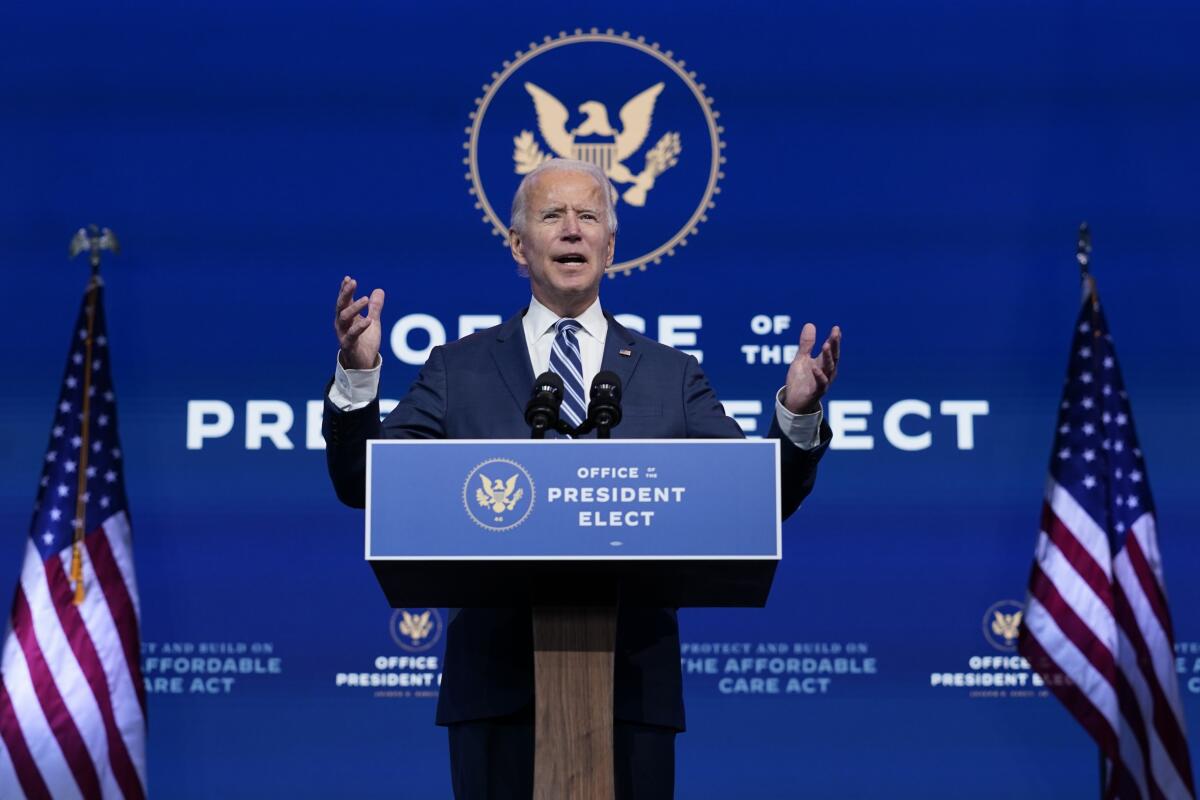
[{"x1": 323, "y1": 309, "x2": 829, "y2": 730}]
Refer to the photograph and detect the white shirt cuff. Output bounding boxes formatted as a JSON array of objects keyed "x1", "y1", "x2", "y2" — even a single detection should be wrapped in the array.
[
  {"x1": 774, "y1": 387, "x2": 823, "y2": 450},
  {"x1": 329, "y1": 353, "x2": 382, "y2": 411}
]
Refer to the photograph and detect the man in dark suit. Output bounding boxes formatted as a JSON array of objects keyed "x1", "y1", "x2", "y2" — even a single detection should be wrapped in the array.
[{"x1": 324, "y1": 159, "x2": 840, "y2": 799}]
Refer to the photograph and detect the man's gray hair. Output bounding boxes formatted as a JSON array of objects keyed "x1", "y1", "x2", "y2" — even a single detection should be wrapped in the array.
[{"x1": 509, "y1": 158, "x2": 619, "y2": 234}]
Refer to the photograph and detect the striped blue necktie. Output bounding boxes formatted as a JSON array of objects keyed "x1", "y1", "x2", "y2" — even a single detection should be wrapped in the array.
[{"x1": 548, "y1": 318, "x2": 586, "y2": 434}]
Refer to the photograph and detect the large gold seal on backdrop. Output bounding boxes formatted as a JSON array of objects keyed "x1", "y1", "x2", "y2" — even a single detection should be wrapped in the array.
[{"x1": 465, "y1": 29, "x2": 726, "y2": 277}]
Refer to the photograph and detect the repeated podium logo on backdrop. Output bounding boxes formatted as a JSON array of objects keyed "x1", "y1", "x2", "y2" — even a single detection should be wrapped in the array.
[
  {"x1": 928, "y1": 599, "x2": 1048, "y2": 699},
  {"x1": 465, "y1": 29, "x2": 725, "y2": 276},
  {"x1": 981, "y1": 599, "x2": 1023, "y2": 653},
  {"x1": 391, "y1": 608, "x2": 445, "y2": 653},
  {"x1": 334, "y1": 610, "x2": 445, "y2": 699}
]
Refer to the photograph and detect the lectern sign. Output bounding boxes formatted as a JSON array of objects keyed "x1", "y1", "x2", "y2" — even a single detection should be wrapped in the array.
[{"x1": 365, "y1": 439, "x2": 780, "y2": 560}]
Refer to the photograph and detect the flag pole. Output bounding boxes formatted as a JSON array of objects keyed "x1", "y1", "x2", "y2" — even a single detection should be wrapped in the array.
[
  {"x1": 1077, "y1": 221, "x2": 1097, "y2": 301},
  {"x1": 1076, "y1": 221, "x2": 1109, "y2": 800},
  {"x1": 65, "y1": 225, "x2": 120, "y2": 605},
  {"x1": 1077, "y1": 222, "x2": 1107, "y2": 394}
]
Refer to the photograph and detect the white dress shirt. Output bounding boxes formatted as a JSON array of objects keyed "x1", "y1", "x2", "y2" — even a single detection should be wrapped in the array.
[
  {"x1": 328, "y1": 296, "x2": 824, "y2": 449},
  {"x1": 521, "y1": 295, "x2": 607, "y2": 386}
]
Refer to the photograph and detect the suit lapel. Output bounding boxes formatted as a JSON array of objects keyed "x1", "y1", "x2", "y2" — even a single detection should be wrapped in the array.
[
  {"x1": 491, "y1": 308, "x2": 640, "y2": 417},
  {"x1": 601, "y1": 312, "x2": 642, "y2": 394},
  {"x1": 491, "y1": 309, "x2": 535, "y2": 415}
]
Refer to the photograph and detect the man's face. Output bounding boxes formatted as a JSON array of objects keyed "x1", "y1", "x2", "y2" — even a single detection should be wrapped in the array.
[{"x1": 510, "y1": 169, "x2": 615, "y2": 316}]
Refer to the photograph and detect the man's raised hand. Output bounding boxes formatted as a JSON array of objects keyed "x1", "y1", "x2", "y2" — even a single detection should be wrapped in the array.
[
  {"x1": 335, "y1": 276, "x2": 385, "y2": 370},
  {"x1": 783, "y1": 323, "x2": 841, "y2": 414}
]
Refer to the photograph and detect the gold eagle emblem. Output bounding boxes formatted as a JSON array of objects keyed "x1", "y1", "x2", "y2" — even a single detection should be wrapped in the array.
[
  {"x1": 398, "y1": 610, "x2": 433, "y2": 643},
  {"x1": 991, "y1": 609, "x2": 1023, "y2": 645},
  {"x1": 475, "y1": 473, "x2": 524, "y2": 514},
  {"x1": 514, "y1": 82, "x2": 681, "y2": 207}
]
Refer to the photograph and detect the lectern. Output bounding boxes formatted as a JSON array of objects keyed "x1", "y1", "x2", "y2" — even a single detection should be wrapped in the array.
[{"x1": 367, "y1": 439, "x2": 780, "y2": 799}]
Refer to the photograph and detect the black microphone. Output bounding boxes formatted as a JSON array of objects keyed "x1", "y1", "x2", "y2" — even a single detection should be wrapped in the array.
[
  {"x1": 585, "y1": 370, "x2": 623, "y2": 438},
  {"x1": 525, "y1": 372, "x2": 563, "y2": 439}
]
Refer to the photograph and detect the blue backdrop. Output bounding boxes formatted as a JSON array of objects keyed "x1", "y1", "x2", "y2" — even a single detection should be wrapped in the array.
[{"x1": 3, "y1": 2, "x2": 1199, "y2": 797}]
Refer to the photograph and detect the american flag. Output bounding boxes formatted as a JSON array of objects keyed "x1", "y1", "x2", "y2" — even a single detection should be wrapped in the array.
[
  {"x1": 0, "y1": 280, "x2": 146, "y2": 799},
  {"x1": 1019, "y1": 280, "x2": 1195, "y2": 800}
]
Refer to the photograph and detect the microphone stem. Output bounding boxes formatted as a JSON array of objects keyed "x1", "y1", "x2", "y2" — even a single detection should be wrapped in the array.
[{"x1": 596, "y1": 411, "x2": 613, "y2": 439}]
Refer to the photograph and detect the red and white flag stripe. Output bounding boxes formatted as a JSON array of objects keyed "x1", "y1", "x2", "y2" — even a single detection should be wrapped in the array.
[
  {"x1": 1022, "y1": 479, "x2": 1194, "y2": 800},
  {"x1": 0, "y1": 511, "x2": 146, "y2": 799}
]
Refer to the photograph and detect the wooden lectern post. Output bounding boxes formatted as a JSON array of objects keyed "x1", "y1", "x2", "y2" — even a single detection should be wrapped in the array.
[{"x1": 531, "y1": 604, "x2": 618, "y2": 800}]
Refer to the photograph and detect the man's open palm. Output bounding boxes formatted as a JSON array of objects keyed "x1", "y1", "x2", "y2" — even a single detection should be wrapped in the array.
[{"x1": 335, "y1": 276, "x2": 385, "y2": 370}]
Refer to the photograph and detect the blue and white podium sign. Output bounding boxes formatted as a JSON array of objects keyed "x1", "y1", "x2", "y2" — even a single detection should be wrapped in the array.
[{"x1": 365, "y1": 440, "x2": 782, "y2": 607}]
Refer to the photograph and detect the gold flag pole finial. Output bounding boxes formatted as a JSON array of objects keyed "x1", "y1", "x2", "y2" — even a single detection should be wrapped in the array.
[
  {"x1": 69, "y1": 225, "x2": 119, "y2": 284},
  {"x1": 65, "y1": 225, "x2": 119, "y2": 605}
]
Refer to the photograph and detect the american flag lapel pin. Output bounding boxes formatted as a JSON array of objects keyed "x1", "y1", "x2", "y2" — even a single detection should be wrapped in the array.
[{"x1": 619, "y1": 348, "x2": 632, "y2": 357}]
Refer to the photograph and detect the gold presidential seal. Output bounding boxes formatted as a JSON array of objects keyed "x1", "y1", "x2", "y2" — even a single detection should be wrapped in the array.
[
  {"x1": 462, "y1": 458, "x2": 536, "y2": 531},
  {"x1": 464, "y1": 29, "x2": 726, "y2": 276},
  {"x1": 982, "y1": 599, "x2": 1025, "y2": 652},
  {"x1": 389, "y1": 608, "x2": 444, "y2": 653}
]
